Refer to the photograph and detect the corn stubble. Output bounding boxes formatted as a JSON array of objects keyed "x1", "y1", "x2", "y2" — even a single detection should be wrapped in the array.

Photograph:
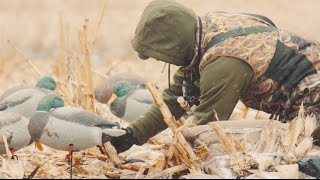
[
  {"x1": 53, "y1": 16, "x2": 95, "y2": 112},
  {"x1": 0, "y1": 2, "x2": 319, "y2": 179}
]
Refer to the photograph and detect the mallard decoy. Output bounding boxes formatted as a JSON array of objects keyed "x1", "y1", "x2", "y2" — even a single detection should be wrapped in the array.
[
  {"x1": 28, "y1": 94, "x2": 126, "y2": 152},
  {"x1": 106, "y1": 81, "x2": 153, "y2": 123},
  {"x1": 0, "y1": 76, "x2": 57, "y2": 101},
  {"x1": 94, "y1": 73, "x2": 145, "y2": 104},
  {"x1": 0, "y1": 76, "x2": 60, "y2": 118},
  {"x1": 0, "y1": 111, "x2": 33, "y2": 157}
]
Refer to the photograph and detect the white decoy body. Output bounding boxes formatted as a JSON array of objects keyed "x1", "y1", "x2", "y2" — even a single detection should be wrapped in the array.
[
  {"x1": 28, "y1": 96, "x2": 126, "y2": 152},
  {"x1": 0, "y1": 76, "x2": 59, "y2": 118},
  {"x1": 0, "y1": 84, "x2": 30, "y2": 102},
  {"x1": 112, "y1": 89, "x2": 153, "y2": 123},
  {"x1": 107, "y1": 81, "x2": 154, "y2": 123},
  {"x1": 107, "y1": 81, "x2": 191, "y2": 123},
  {"x1": 0, "y1": 88, "x2": 53, "y2": 118},
  {"x1": 0, "y1": 111, "x2": 32, "y2": 154}
]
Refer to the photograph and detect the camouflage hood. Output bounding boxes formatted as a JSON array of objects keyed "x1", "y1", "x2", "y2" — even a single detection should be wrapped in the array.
[{"x1": 131, "y1": 0, "x2": 197, "y2": 66}]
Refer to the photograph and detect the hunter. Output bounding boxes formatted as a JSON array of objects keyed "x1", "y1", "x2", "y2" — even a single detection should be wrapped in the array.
[{"x1": 109, "y1": 0, "x2": 320, "y2": 152}]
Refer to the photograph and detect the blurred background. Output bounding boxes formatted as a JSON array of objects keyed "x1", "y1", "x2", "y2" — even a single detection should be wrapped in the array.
[{"x1": 0, "y1": 0, "x2": 319, "y2": 119}]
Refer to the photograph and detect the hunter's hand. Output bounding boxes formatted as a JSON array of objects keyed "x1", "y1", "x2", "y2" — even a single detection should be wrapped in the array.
[{"x1": 109, "y1": 127, "x2": 139, "y2": 153}]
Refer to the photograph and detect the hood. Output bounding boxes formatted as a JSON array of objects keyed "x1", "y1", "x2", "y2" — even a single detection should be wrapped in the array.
[{"x1": 131, "y1": 0, "x2": 197, "y2": 66}]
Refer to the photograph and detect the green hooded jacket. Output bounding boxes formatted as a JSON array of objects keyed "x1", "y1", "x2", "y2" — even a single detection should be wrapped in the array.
[
  {"x1": 129, "y1": 0, "x2": 254, "y2": 144},
  {"x1": 131, "y1": 0, "x2": 196, "y2": 66}
]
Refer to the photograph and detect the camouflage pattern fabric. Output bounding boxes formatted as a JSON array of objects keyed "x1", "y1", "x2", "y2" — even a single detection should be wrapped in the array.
[
  {"x1": 199, "y1": 12, "x2": 320, "y2": 122},
  {"x1": 289, "y1": 73, "x2": 320, "y2": 126},
  {"x1": 128, "y1": 1, "x2": 320, "y2": 144}
]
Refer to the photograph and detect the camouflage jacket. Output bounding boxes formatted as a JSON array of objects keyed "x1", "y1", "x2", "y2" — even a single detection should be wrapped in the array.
[
  {"x1": 129, "y1": 4, "x2": 320, "y2": 144},
  {"x1": 199, "y1": 12, "x2": 320, "y2": 120}
]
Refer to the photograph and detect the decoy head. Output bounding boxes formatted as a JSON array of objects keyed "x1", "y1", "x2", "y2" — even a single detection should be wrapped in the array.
[
  {"x1": 36, "y1": 94, "x2": 64, "y2": 112},
  {"x1": 36, "y1": 76, "x2": 57, "y2": 91},
  {"x1": 107, "y1": 81, "x2": 134, "y2": 105},
  {"x1": 94, "y1": 73, "x2": 146, "y2": 104}
]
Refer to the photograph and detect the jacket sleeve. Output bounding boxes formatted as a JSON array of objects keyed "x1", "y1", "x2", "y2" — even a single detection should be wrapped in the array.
[
  {"x1": 129, "y1": 56, "x2": 253, "y2": 144},
  {"x1": 129, "y1": 69, "x2": 189, "y2": 144},
  {"x1": 193, "y1": 56, "x2": 253, "y2": 125}
]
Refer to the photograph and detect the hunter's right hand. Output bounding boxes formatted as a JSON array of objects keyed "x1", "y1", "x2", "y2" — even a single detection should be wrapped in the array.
[{"x1": 109, "y1": 127, "x2": 139, "y2": 153}]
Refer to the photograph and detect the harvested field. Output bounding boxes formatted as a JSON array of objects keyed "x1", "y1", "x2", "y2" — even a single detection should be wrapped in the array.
[{"x1": 0, "y1": 0, "x2": 319, "y2": 179}]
